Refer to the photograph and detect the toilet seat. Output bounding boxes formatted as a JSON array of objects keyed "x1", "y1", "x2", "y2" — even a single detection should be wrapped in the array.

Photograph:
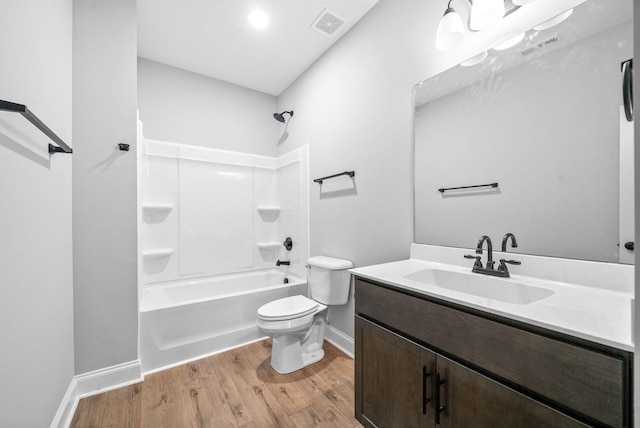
[{"x1": 257, "y1": 295, "x2": 319, "y2": 321}]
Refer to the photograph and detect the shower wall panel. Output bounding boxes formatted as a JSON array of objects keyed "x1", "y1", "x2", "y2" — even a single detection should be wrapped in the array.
[
  {"x1": 178, "y1": 160, "x2": 254, "y2": 275},
  {"x1": 277, "y1": 155, "x2": 309, "y2": 280}
]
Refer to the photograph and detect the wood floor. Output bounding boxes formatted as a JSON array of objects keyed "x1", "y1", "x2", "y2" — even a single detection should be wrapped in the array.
[{"x1": 70, "y1": 340, "x2": 362, "y2": 427}]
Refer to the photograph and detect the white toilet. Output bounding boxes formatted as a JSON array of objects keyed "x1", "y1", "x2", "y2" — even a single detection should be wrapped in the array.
[{"x1": 256, "y1": 256, "x2": 353, "y2": 374}]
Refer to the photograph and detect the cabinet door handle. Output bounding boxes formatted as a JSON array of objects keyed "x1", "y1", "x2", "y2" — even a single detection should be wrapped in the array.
[
  {"x1": 622, "y1": 59, "x2": 633, "y2": 122},
  {"x1": 435, "y1": 371, "x2": 445, "y2": 424},
  {"x1": 422, "y1": 365, "x2": 431, "y2": 415}
]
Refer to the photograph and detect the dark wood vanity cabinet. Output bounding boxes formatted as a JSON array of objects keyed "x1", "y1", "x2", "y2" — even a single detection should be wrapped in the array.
[
  {"x1": 354, "y1": 278, "x2": 633, "y2": 428},
  {"x1": 356, "y1": 316, "x2": 587, "y2": 427}
]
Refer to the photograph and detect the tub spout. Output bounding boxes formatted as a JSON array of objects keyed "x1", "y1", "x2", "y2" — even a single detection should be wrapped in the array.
[{"x1": 276, "y1": 260, "x2": 290, "y2": 266}]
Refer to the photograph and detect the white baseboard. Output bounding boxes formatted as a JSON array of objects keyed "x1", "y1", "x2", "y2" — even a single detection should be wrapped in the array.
[
  {"x1": 50, "y1": 378, "x2": 78, "y2": 428},
  {"x1": 325, "y1": 325, "x2": 354, "y2": 358},
  {"x1": 51, "y1": 360, "x2": 143, "y2": 428},
  {"x1": 75, "y1": 359, "x2": 143, "y2": 398}
]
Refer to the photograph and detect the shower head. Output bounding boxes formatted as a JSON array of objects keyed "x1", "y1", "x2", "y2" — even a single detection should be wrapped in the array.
[{"x1": 273, "y1": 110, "x2": 294, "y2": 123}]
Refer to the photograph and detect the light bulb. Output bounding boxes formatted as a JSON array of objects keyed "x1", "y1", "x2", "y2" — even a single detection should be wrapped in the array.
[
  {"x1": 493, "y1": 32, "x2": 525, "y2": 50},
  {"x1": 461, "y1": 51, "x2": 488, "y2": 66},
  {"x1": 469, "y1": 0, "x2": 506, "y2": 31},
  {"x1": 533, "y1": 9, "x2": 573, "y2": 31}
]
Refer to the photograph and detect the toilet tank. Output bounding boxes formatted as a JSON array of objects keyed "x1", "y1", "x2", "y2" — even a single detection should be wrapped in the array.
[{"x1": 307, "y1": 256, "x2": 353, "y2": 305}]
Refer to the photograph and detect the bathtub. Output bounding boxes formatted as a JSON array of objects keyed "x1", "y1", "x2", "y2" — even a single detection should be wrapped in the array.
[{"x1": 139, "y1": 269, "x2": 307, "y2": 374}]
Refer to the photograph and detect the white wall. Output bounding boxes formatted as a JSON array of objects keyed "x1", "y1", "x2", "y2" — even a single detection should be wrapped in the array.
[
  {"x1": 275, "y1": 0, "x2": 429, "y2": 340},
  {"x1": 73, "y1": 0, "x2": 139, "y2": 374},
  {"x1": 0, "y1": 1, "x2": 75, "y2": 426},
  {"x1": 138, "y1": 58, "x2": 279, "y2": 157}
]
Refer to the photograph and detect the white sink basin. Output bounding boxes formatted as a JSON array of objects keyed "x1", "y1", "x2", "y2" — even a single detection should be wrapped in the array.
[{"x1": 403, "y1": 268, "x2": 555, "y2": 305}]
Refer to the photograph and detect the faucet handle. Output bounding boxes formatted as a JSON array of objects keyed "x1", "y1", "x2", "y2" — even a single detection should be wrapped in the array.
[
  {"x1": 497, "y1": 259, "x2": 520, "y2": 277},
  {"x1": 464, "y1": 254, "x2": 483, "y2": 269}
]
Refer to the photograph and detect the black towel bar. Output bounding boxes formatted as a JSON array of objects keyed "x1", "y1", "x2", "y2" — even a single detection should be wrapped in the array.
[
  {"x1": 438, "y1": 182, "x2": 498, "y2": 193},
  {"x1": 0, "y1": 99, "x2": 72, "y2": 154},
  {"x1": 314, "y1": 171, "x2": 355, "y2": 184}
]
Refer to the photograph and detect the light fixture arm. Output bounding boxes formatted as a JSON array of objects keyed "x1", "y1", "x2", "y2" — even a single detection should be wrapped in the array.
[{"x1": 443, "y1": 0, "x2": 455, "y2": 15}]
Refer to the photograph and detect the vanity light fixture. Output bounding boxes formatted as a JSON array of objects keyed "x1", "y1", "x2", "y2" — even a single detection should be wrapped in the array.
[
  {"x1": 247, "y1": 10, "x2": 269, "y2": 29},
  {"x1": 435, "y1": 0, "x2": 545, "y2": 51},
  {"x1": 435, "y1": 0, "x2": 465, "y2": 51}
]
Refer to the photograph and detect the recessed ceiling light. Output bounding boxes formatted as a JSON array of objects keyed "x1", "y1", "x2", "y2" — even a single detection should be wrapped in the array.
[{"x1": 247, "y1": 10, "x2": 269, "y2": 29}]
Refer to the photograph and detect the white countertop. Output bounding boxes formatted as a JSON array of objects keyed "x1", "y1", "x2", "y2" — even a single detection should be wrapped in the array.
[{"x1": 350, "y1": 251, "x2": 634, "y2": 352}]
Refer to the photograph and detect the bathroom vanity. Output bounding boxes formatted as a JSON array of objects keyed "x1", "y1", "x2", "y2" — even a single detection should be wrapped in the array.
[{"x1": 351, "y1": 245, "x2": 633, "y2": 427}]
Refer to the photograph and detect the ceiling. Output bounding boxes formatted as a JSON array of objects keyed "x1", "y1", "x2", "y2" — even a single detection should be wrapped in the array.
[{"x1": 137, "y1": 0, "x2": 380, "y2": 96}]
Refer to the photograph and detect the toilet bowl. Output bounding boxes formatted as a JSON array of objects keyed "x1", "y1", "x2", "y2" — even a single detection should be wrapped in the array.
[{"x1": 256, "y1": 256, "x2": 353, "y2": 374}]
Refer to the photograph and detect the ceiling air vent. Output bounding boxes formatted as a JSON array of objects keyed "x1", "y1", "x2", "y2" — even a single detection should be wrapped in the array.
[
  {"x1": 311, "y1": 8, "x2": 345, "y2": 37},
  {"x1": 519, "y1": 36, "x2": 561, "y2": 57}
]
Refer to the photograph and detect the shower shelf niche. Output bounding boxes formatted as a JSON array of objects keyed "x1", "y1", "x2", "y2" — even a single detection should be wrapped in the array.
[
  {"x1": 256, "y1": 241, "x2": 282, "y2": 250},
  {"x1": 256, "y1": 205, "x2": 281, "y2": 222},
  {"x1": 256, "y1": 206, "x2": 281, "y2": 215},
  {"x1": 142, "y1": 203, "x2": 174, "y2": 212},
  {"x1": 143, "y1": 248, "x2": 174, "y2": 260}
]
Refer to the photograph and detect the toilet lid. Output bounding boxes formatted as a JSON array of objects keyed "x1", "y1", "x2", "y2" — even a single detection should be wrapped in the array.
[{"x1": 257, "y1": 295, "x2": 318, "y2": 321}]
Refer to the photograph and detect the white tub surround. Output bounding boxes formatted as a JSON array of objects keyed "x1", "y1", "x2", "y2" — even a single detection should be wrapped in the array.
[
  {"x1": 350, "y1": 244, "x2": 634, "y2": 351},
  {"x1": 140, "y1": 140, "x2": 309, "y2": 284}
]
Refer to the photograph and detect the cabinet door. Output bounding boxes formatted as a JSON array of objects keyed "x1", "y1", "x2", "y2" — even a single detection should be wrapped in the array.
[
  {"x1": 355, "y1": 316, "x2": 435, "y2": 428},
  {"x1": 436, "y1": 355, "x2": 588, "y2": 428}
]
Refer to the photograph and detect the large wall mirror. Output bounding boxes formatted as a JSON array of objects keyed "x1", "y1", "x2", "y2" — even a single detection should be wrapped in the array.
[{"x1": 414, "y1": 0, "x2": 633, "y2": 263}]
